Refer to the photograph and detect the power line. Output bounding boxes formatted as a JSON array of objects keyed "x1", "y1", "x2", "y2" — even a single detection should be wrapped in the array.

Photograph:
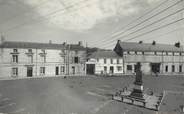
[
  {"x1": 101, "y1": 16, "x2": 184, "y2": 49},
  {"x1": 94, "y1": 0, "x2": 183, "y2": 46},
  {"x1": 2, "y1": 0, "x2": 93, "y2": 33},
  {"x1": 102, "y1": 6, "x2": 184, "y2": 45},
  {"x1": 89, "y1": 0, "x2": 169, "y2": 45},
  {"x1": 142, "y1": 27, "x2": 184, "y2": 42}
]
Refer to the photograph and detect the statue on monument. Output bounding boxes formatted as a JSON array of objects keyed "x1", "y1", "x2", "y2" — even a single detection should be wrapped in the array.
[{"x1": 134, "y1": 62, "x2": 143, "y2": 86}]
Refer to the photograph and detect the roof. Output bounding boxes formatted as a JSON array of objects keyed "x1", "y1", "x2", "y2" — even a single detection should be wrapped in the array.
[
  {"x1": 89, "y1": 50, "x2": 121, "y2": 58},
  {"x1": 0, "y1": 41, "x2": 86, "y2": 50},
  {"x1": 115, "y1": 41, "x2": 184, "y2": 52}
]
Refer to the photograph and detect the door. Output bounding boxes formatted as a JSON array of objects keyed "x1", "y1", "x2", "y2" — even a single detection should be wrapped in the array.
[
  {"x1": 151, "y1": 63, "x2": 160, "y2": 74},
  {"x1": 86, "y1": 64, "x2": 95, "y2": 75},
  {"x1": 72, "y1": 66, "x2": 75, "y2": 74},
  {"x1": 27, "y1": 67, "x2": 33, "y2": 77},
  {"x1": 110, "y1": 66, "x2": 114, "y2": 74}
]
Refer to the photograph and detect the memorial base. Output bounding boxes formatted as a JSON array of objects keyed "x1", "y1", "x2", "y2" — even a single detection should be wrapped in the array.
[{"x1": 112, "y1": 90, "x2": 164, "y2": 111}]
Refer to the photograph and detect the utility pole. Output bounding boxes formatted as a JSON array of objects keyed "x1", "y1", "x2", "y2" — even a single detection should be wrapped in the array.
[{"x1": 67, "y1": 44, "x2": 70, "y2": 76}]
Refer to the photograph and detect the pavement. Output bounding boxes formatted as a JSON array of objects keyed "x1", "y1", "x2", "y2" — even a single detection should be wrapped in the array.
[{"x1": 0, "y1": 75, "x2": 183, "y2": 114}]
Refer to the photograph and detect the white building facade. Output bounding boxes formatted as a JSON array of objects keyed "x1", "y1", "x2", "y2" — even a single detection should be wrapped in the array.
[
  {"x1": 86, "y1": 51, "x2": 124, "y2": 75},
  {"x1": 114, "y1": 40, "x2": 184, "y2": 75},
  {"x1": 0, "y1": 38, "x2": 86, "y2": 78}
]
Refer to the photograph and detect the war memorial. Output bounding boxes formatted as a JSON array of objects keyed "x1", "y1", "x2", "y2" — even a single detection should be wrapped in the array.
[{"x1": 113, "y1": 62, "x2": 164, "y2": 111}]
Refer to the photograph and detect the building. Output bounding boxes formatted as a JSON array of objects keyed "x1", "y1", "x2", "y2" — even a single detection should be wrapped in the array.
[
  {"x1": 86, "y1": 50, "x2": 123, "y2": 75},
  {"x1": 0, "y1": 38, "x2": 86, "y2": 78},
  {"x1": 114, "y1": 40, "x2": 184, "y2": 75}
]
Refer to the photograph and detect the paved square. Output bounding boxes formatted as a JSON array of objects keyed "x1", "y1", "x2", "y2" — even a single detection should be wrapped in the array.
[{"x1": 0, "y1": 75, "x2": 183, "y2": 114}]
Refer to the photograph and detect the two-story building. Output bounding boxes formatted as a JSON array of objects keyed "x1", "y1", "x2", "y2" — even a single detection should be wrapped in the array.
[
  {"x1": 114, "y1": 40, "x2": 184, "y2": 75},
  {"x1": 0, "y1": 38, "x2": 86, "y2": 78},
  {"x1": 86, "y1": 50, "x2": 123, "y2": 75}
]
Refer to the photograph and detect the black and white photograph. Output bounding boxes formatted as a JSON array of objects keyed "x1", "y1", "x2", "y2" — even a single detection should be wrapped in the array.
[{"x1": 0, "y1": 0, "x2": 184, "y2": 114}]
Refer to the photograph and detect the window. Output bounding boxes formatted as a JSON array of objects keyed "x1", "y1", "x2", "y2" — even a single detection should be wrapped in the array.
[
  {"x1": 55, "y1": 66, "x2": 59, "y2": 75},
  {"x1": 104, "y1": 58, "x2": 107, "y2": 64},
  {"x1": 41, "y1": 56, "x2": 46, "y2": 63},
  {"x1": 40, "y1": 67, "x2": 45, "y2": 75},
  {"x1": 142, "y1": 52, "x2": 144, "y2": 55},
  {"x1": 135, "y1": 51, "x2": 137, "y2": 55},
  {"x1": 12, "y1": 68, "x2": 18, "y2": 76},
  {"x1": 127, "y1": 65, "x2": 132, "y2": 71},
  {"x1": 172, "y1": 65, "x2": 175, "y2": 72},
  {"x1": 61, "y1": 66, "x2": 65, "y2": 74},
  {"x1": 117, "y1": 66, "x2": 122, "y2": 71},
  {"x1": 165, "y1": 65, "x2": 168, "y2": 72},
  {"x1": 13, "y1": 49, "x2": 18, "y2": 53},
  {"x1": 41, "y1": 49, "x2": 46, "y2": 53},
  {"x1": 154, "y1": 52, "x2": 157, "y2": 55},
  {"x1": 97, "y1": 58, "x2": 99, "y2": 62},
  {"x1": 179, "y1": 65, "x2": 182, "y2": 72},
  {"x1": 110, "y1": 59, "x2": 113, "y2": 64},
  {"x1": 61, "y1": 56, "x2": 65, "y2": 63},
  {"x1": 117, "y1": 59, "x2": 120, "y2": 64},
  {"x1": 28, "y1": 56, "x2": 33, "y2": 63},
  {"x1": 104, "y1": 66, "x2": 107, "y2": 72},
  {"x1": 74, "y1": 57, "x2": 79, "y2": 63},
  {"x1": 28, "y1": 49, "x2": 32, "y2": 53},
  {"x1": 12, "y1": 55, "x2": 18, "y2": 63}
]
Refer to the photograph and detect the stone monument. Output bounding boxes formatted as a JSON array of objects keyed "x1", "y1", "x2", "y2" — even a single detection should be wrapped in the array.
[
  {"x1": 130, "y1": 62, "x2": 144, "y2": 99},
  {"x1": 113, "y1": 62, "x2": 164, "y2": 111}
]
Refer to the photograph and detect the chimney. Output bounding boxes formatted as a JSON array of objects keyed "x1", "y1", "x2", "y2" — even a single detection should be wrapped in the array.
[
  {"x1": 63, "y1": 42, "x2": 66, "y2": 45},
  {"x1": 0, "y1": 35, "x2": 5, "y2": 45},
  {"x1": 152, "y1": 41, "x2": 156, "y2": 45},
  {"x1": 139, "y1": 41, "x2": 143, "y2": 44},
  {"x1": 49, "y1": 40, "x2": 52, "y2": 44},
  {"x1": 117, "y1": 40, "x2": 121, "y2": 43},
  {"x1": 78, "y1": 41, "x2": 82, "y2": 46},
  {"x1": 175, "y1": 42, "x2": 180, "y2": 48}
]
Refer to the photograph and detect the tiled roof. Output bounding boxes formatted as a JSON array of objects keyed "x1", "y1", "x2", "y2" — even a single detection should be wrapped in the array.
[
  {"x1": 0, "y1": 41, "x2": 86, "y2": 50},
  {"x1": 116, "y1": 41, "x2": 184, "y2": 52},
  {"x1": 89, "y1": 50, "x2": 121, "y2": 58}
]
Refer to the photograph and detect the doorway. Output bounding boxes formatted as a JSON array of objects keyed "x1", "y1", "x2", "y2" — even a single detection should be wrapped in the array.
[
  {"x1": 27, "y1": 67, "x2": 33, "y2": 77},
  {"x1": 55, "y1": 66, "x2": 59, "y2": 75},
  {"x1": 110, "y1": 66, "x2": 114, "y2": 74},
  {"x1": 86, "y1": 64, "x2": 95, "y2": 75},
  {"x1": 72, "y1": 66, "x2": 75, "y2": 74},
  {"x1": 150, "y1": 63, "x2": 161, "y2": 74}
]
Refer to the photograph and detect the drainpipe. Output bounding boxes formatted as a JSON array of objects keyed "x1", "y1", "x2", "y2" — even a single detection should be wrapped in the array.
[
  {"x1": 161, "y1": 51, "x2": 164, "y2": 74},
  {"x1": 36, "y1": 48, "x2": 38, "y2": 76}
]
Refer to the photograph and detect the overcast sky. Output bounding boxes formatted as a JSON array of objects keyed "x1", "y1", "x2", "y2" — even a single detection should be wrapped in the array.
[{"x1": 0, "y1": 0, "x2": 184, "y2": 49}]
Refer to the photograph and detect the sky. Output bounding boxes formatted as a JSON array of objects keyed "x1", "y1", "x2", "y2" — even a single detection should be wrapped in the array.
[{"x1": 0, "y1": 0, "x2": 184, "y2": 49}]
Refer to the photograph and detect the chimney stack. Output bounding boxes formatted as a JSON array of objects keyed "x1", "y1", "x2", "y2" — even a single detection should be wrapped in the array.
[
  {"x1": 152, "y1": 41, "x2": 156, "y2": 45},
  {"x1": 78, "y1": 41, "x2": 82, "y2": 46},
  {"x1": 49, "y1": 40, "x2": 52, "y2": 44},
  {"x1": 0, "y1": 34, "x2": 5, "y2": 45},
  {"x1": 139, "y1": 41, "x2": 143, "y2": 44},
  {"x1": 175, "y1": 42, "x2": 180, "y2": 48},
  {"x1": 63, "y1": 42, "x2": 67, "y2": 46},
  {"x1": 117, "y1": 40, "x2": 121, "y2": 43}
]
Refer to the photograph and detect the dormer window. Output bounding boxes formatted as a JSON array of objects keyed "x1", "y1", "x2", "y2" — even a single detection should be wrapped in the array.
[{"x1": 13, "y1": 49, "x2": 18, "y2": 53}]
